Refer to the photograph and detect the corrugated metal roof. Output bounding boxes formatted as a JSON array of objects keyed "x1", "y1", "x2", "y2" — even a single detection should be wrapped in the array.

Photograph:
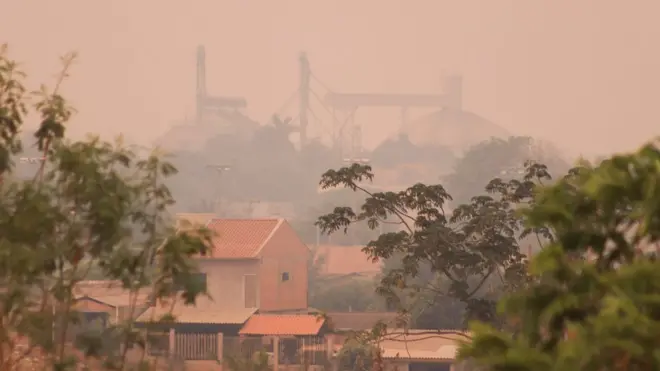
[
  {"x1": 136, "y1": 296, "x2": 256, "y2": 324},
  {"x1": 78, "y1": 292, "x2": 152, "y2": 308},
  {"x1": 379, "y1": 329, "x2": 470, "y2": 361},
  {"x1": 206, "y1": 218, "x2": 282, "y2": 259},
  {"x1": 74, "y1": 281, "x2": 152, "y2": 307},
  {"x1": 239, "y1": 314, "x2": 325, "y2": 336}
]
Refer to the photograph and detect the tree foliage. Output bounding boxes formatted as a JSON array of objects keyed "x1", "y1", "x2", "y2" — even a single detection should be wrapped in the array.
[
  {"x1": 459, "y1": 141, "x2": 660, "y2": 370},
  {"x1": 0, "y1": 45, "x2": 210, "y2": 370},
  {"x1": 444, "y1": 136, "x2": 569, "y2": 205},
  {"x1": 336, "y1": 340, "x2": 377, "y2": 371},
  {"x1": 315, "y1": 159, "x2": 553, "y2": 328},
  {"x1": 223, "y1": 350, "x2": 271, "y2": 371}
]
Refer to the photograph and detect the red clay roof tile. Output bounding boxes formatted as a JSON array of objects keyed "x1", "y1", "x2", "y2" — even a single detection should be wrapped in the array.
[
  {"x1": 206, "y1": 218, "x2": 282, "y2": 259},
  {"x1": 239, "y1": 314, "x2": 325, "y2": 336}
]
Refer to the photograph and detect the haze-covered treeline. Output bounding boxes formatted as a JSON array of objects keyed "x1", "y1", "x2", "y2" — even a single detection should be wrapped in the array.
[{"x1": 161, "y1": 115, "x2": 568, "y2": 249}]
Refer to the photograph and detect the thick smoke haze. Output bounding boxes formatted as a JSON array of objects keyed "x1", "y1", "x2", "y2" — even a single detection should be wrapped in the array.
[{"x1": 2, "y1": 1, "x2": 659, "y2": 158}]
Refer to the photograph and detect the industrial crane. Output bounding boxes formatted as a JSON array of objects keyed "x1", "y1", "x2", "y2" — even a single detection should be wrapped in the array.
[
  {"x1": 190, "y1": 46, "x2": 466, "y2": 162},
  {"x1": 322, "y1": 74, "x2": 464, "y2": 160},
  {"x1": 195, "y1": 45, "x2": 248, "y2": 124}
]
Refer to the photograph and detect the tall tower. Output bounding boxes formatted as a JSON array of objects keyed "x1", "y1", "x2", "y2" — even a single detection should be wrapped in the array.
[
  {"x1": 196, "y1": 45, "x2": 207, "y2": 124},
  {"x1": 298, "y1": 52, "x2": 311, "y2": 147}
]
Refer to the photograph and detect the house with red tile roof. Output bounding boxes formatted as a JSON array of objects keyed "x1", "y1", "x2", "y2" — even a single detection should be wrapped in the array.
[
  {"x1": 135, "y1": 217, "x2": 311, "y2": 359},
  {"x1": 142, "y1": 216, "x2": 310, "y2": 321},
  {"x1": 199, "y1": 218, "x2": 310, "y2": 313}
]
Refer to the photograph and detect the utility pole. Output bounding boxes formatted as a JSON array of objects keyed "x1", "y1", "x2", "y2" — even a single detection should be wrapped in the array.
[
  {"x1": 196, "y1": 45, "x2": 207, "y2": 124},
  {"x1": 246, "y1": 199, "x2": 261, "y2": 218},
  {"x1": 206, "y1": 164, "x2": 232, "y2": 215}
]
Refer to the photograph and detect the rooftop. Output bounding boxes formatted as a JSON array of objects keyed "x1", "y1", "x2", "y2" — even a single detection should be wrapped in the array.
[
  {"x1": 239, "y1": 314, "x2": 326, "y2": 336},
  {"x1": 205, "y1": 218, "x2": 283, "y2": 259},
  {"x1": 379, "y1": 329, "x2": 471, "y2": 361},
  {"x1": 327, "y1": 311, "x2": 403, "y2": 331},
  {"x1": 136, "y1": 296, "x2": 256, "y2": 324},
  {"x1": 74, "y1": 280, "x2": 152, "y2": 308}
]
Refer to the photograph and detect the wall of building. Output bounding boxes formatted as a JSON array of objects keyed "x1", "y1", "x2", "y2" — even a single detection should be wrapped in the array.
[
  {"x1": 198, "y1": 221, "x2": 309, "y2": 312},
  {"x1": 259, "y1": 223, "x2": 309, "y2": 311},
  {"x1": 199, "y1": 259, "x2": 260, "y2": 310}
]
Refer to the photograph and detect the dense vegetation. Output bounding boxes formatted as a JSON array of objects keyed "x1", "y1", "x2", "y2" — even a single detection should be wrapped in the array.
[
  {"x1": 305, "y1": 136, "x2": 567, "y2": 316},
  {"x1": 0, "y1": 45, "x2": 210, "y2": 370},
  {"x1": 459, "y1": 145, "x2": 660, "y2": 370},
  {"x1": 317, "y1": 134, "x2": 660, "y2": 369}
]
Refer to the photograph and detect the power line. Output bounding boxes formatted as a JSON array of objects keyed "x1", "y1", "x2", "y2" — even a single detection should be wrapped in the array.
[
  {"x1": 310, "y1": 72, "x2": 333, "y2": 94},
  {"x1": 308, "y1": 88, "x2": 334, "y2": 117},
  {"x1": 275, "y1": 89, "x2": 299, "y2": 117},
  {"x1": 306, "y1": 107, "x2": 333, "y2": 138}
]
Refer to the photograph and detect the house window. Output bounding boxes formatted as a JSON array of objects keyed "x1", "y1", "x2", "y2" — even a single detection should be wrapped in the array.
[
  {"x1": 244, "y1": 274, "x2": 258, "y2": 308},
  {"x1": 281, "y1": 272, "x2": 290, "y2": 282}
]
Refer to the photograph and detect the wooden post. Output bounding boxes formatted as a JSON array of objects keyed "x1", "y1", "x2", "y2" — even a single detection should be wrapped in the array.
[
  {"x1": 217, "y1": 332, "x2": 224, "y2": 363},
  {"x1": 327, "y1": 335, "x2": 334, "y2": 361},
  {"x1": 169, "y1": 328, "x2": 176, "y2": 357},
  {"x1": 273, "y1": 336, "x2": 280, "y2": 371}
]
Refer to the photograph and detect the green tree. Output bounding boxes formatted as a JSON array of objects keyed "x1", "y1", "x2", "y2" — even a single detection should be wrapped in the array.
[
  {"x1": 223, "y1": 350, "x2": 271, "y2": 371},
  {"x1": 315, "y1": 159, "x2": 553, "y2": 328},
  {"x1": 444, "y1": 136, "x2": 568, "y2": 205},
  {"x1": 459, "y1": 142, "x2": 660, "y2": 370},
  {"x1": 311, "y1": 279, "x2": 385, "y2": 312},
  {"x1": 0, "y1": 45, "x2": 210, "y2": 370},
  {"x1": 336, "y1": 340, "x2": 377, "y2": 371},
  {"x1": 307, "y1": 245, "x2": 385, "y2": 312}
]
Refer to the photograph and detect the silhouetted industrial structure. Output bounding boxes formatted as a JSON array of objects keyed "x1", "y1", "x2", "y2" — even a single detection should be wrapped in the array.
[
  {"x1": 160, "y1": 44, "x2": 507, "y2": 159},
  {"x1": 195, "y1": 45, "x2": 247, "y2": 123}
]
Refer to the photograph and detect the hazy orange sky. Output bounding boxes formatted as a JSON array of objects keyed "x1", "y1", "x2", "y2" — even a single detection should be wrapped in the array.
[{"x1": 2, "y1": 1, "x2": 659, "y2": 158}]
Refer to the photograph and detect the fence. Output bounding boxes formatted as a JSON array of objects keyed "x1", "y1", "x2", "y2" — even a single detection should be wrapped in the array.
[
  {"x1": 223, "y1": 336, "x2": 266, "y2": 358},
  {"x1": 146, "y1": 331, "x2": 220, "y2": 360},
  {"x1": 141, "y1": 333, "x2": 330, "y2": 365},
  {"x1": 223, "y1": 336, "x2": 329, "y2": 366},
  {"x1": 175, "y1": 332, "x2": 219, "y2": 360}
]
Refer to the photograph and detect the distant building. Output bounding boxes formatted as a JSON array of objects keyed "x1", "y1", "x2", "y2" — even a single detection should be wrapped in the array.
[
  {"x1": 379, "y1": 329, "x2": 471, "y2": 371},
  {"x1": 313, "y1": 245, "x2": 381, "y2": 279},
  {"x1": 154, "y1": 113, "x2": 258, "y2": 153},
  {"x1": 403, "y1": 108, "x2": 510, "y2": 155}
]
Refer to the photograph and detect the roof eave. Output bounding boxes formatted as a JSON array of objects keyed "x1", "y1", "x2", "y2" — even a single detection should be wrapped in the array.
[{"x1": 195, "y1": 256, "x2": 260, "y2": 261}]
